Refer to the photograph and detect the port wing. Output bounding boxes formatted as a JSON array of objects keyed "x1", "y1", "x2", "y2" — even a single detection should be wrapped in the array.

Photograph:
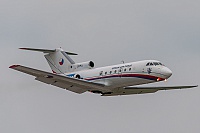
[{"x1": 9, "y1": 65, "x2": 107, "y2": 94}]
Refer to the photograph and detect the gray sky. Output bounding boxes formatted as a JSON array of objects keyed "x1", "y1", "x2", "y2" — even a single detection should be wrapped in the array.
[{"x1": 1, "y1": 0, "x2": 200, "y2": 133}]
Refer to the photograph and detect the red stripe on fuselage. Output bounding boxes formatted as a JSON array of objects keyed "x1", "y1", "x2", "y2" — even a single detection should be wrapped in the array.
[{"x1": 85, "y1": 73, "x2": 165, "y2": 81}]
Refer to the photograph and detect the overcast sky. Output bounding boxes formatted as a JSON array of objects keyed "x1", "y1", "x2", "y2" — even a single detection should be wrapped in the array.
[{"x1": 1, "y1": 0, "x2": 200, "y2": 133}]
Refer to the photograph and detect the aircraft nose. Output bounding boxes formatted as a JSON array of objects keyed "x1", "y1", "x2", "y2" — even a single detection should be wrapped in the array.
[{"x1": 162, "y1": 67, "x2": 172, "y2": 78}]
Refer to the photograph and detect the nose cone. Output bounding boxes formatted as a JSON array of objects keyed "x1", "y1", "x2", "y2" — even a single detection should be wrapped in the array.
[{"x1": 162, "y1": 67, "x2": 172, "y2": 79}]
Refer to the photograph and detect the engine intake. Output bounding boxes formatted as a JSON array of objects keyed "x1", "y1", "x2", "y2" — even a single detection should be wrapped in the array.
[
  {"x1": 89, "y1": 61, "x2": 94, "y2": 68},
  {"x1": 74, "y1": 74, "x2": 81, "y2": 79}
]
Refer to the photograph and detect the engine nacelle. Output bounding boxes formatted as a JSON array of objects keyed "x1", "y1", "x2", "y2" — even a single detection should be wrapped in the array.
[{"x1": 74, "y1": 61, "x2": 94, "y2": 70}]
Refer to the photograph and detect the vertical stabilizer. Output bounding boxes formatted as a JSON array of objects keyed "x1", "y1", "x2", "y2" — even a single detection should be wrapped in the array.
[
  {"x1": 19, "y1": 48, "x2": 77, "y2": 74},
  {"x1": 44, "y1": 48, "x2": 75, "y2": 74}
]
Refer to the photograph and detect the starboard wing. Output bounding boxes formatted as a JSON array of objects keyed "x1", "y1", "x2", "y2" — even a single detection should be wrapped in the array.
[
  {"x1": 9, "y1": 65, "x2": 106, "y2": 94},
  {"x1": 102, "y1": 85, "x2": 198, "y2": 96}
]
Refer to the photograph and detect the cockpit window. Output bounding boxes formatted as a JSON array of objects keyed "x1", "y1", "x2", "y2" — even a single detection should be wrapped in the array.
[
  {"x1": 147, "y1": 62, "x2": 164, "y2": 66},
  {"x1": 153, "y1": 62, "x2": 159, "y2": 66},
  {"x1": 159, "y1": 62, "x2": 165, "y2": 66},
  {"x1": 146, "y1": 62, "x2": 154, "y2": 66}
]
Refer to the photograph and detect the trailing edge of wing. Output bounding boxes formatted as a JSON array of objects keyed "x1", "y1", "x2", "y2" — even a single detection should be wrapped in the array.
[
  {"x1": 124, "y1": 85, "x2": 198, "y2": 90},
  {"x1": 19, "y1": 47, "x2": 78, "y2": 55},
  {"x1": 9, "y1": 65, "x2": 107, "y2": 94}
]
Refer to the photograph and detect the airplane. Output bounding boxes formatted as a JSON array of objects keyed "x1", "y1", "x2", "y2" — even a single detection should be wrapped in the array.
[{"x1": 9, "y1": 47, "x2": 198, "y2": 96}]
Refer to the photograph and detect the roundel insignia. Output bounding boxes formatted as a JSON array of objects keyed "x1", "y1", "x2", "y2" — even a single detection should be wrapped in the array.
[{"x1": 59, "y1": 58, "x2": 64, "y2": 65}]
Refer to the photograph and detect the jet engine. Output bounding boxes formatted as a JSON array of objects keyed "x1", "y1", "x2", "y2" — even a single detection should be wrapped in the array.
[{"x1": 74, "y1": 61, "x2": 94, "y2": 70}]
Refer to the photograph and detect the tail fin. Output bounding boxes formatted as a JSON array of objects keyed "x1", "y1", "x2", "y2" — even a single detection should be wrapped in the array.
[{"x1": 19, "y1": 48, "x2": 77, "y2": 74}]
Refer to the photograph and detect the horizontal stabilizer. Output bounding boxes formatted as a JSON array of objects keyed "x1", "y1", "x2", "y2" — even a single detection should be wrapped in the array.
[{"x1": 19, "y1": 48, "x2": 78, "y2": 55}]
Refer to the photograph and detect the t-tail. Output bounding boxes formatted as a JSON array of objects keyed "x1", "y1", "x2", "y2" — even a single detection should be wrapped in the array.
[{"x1": 19, "y1": 48, "x2": 95, "y2": 74}]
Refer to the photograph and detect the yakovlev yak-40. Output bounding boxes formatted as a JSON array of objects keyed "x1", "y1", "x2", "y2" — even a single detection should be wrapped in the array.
[{"x1": 9, "y1": 48, "x2": 198, "y2": 96}]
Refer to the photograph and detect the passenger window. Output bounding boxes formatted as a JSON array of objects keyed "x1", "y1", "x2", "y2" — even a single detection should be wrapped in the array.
[
  {"x1": 105, "y1": 72, "x2": 107, "y2": 75},
  {"x1": 129, "y1": 68, "x2": 131, "y2": 71},
  {"x1": 146, "y1": 62, "x2": 150, "y2": 66},
  {"x1": 119, "y1": 69, "x2": 121, "y2": 72},
  {"x1": 124, "y1": 69, "x2": 126, "y2": 71},
  {"x1": 110, "y1": 71, "x2": 112, "y2": 74},
  {"x1": 114, "y1": 70, "x2": 117, "y2": 73}
]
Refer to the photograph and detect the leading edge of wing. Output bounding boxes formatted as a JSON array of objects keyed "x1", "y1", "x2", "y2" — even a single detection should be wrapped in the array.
[{"x1": 9, "y1": 65, "x2": 107, "y2": 93}]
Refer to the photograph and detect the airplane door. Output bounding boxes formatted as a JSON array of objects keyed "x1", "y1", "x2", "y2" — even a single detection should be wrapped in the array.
[
  {"x1": 95, "y1": 70, "x2": 105, "y2": 84},
  {"x1": 119, "y1": 68, "x2": 123, "y2": 78}
]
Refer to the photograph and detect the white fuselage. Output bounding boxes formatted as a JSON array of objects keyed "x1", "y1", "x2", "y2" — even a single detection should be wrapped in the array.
[{"x1": 64, "y1": 60, "x2": 172, "y2": 92}]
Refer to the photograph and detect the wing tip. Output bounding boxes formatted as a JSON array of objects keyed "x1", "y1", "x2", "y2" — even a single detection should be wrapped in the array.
[
  {"x1": 9, "y1": 65, "x2": 20, "y2": 69},
  {"x1": 65, "y1": 52, "x2": 78, "y2": 55},
  {"x1": 19, "y1": 48, "x2": 28, "y2": 50},
  {"x1": 189, "y1": 85, "x2": 198, "y2": 88}
]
